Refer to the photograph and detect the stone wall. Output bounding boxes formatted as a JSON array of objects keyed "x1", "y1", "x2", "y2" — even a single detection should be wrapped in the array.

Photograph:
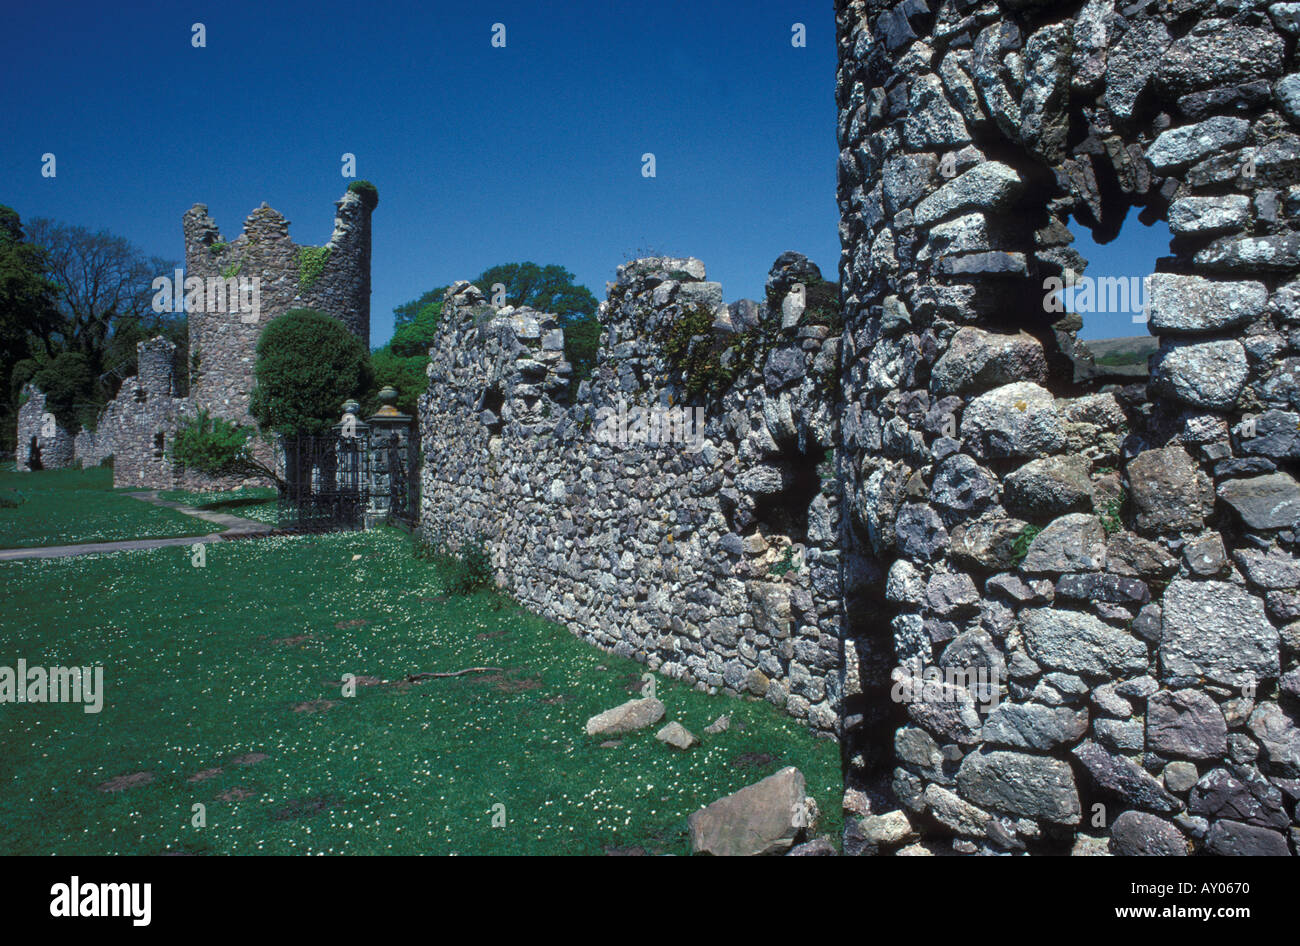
[
  {"x1": 835, "y1": 0, "x2": 1299, "y2": 854},
  {"x1": 420, "y1": 256, "x2": 845, "y2": 735},
  {"x1": 15, "y1": 385, "x2": 74, "y2": 471},
  {"x1": 96, "y1": 337, "x2": 199, "y2": 489}
]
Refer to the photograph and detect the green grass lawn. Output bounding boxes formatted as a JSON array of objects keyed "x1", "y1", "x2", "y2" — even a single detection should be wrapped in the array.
[
  {"x1": 0, "y1": 528, "x2": 842, "y2": 854},
  {"x1": 157, "y1": 485, "x2": 280, "y2": 525},
  {"x1": 0, "y1": 466, "x2": 217, "y2": 549}
]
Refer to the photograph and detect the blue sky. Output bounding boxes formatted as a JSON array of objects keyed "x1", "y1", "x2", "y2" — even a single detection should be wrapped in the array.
[
  {"x1": 0, "y1": 0, "x2": 840, "y2": 349},
  {"x1": 0, "y1": 0, "x2": 1166, "y2": 347},
  {"x1": 1068, "y1": 211, "x2": 1173, "y2": 340}
]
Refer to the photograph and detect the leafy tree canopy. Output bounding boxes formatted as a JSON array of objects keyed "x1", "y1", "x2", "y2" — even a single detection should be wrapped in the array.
[
  {"x1": 470, "y1": 262, "x2": 597, "y2": 321},
  {"x1": 250, "y1": 309, "x2": 372, "y2": 436}
]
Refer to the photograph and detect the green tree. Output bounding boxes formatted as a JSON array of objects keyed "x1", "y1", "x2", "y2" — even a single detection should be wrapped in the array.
[
  {"x1": 30, "y1": 351, "x2": 96, "y2": 431},
  {"x1": 380, "y1": 263, "x2": 602, "y2": 411},
  {"x1": 0, "y1": 206, "x2": 59, "y2": 451},
  {"x1": 470, "y1": 262, "x2": 596, "y2": 319},
  {"x1": 562, "y1": 312, "x2": 601, "y2": 384},
  {"x1": 170, "y1": 410, "x2": 284, "y2": 488},
  {"x1": 24, "y1": 216, "x2": 174, "y2": 365},
  {"x1": 470, "y1": 263, "x2": 600, "y2": 385},
  {"x1": 250, "y1": 309, "x2": 372, "y2": 436},
  {"x1": 392, "y1": 287, "x2": 445, "y2": 329}
]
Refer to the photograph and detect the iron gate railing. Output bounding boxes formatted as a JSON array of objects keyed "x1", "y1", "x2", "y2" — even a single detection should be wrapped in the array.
[
  {"x1": 277, "y1": 433, "x2": 367, "y2": 531},
  {"x1": 385, "y1": 439, "x2": 418, "y2": 527}
]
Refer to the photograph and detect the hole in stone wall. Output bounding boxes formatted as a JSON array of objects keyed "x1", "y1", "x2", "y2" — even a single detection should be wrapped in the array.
[
  {"x1": 749, "y1": 445, "x2": 826, "y2": 546},
  {"x1": 152, "y1": 432, "x2": 165, "y2": 459},
  {"x1": 1049, "y1": 209, "x2": 1172, "y2": 382},
  {"x1": 28, "y1": 436, "x2": 43, "y2": 471},
  {"x1": 479, "y1": 384, "x2": 505, "y2": 434}
]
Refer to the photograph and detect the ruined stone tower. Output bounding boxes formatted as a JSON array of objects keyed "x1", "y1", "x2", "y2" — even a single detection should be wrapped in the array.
[
  {"x1": 182, "y1": 187, "x2": 375, "y2": 426},
  {"x1": 16, "y1": 188, "x2": 380, "y2": 488}
]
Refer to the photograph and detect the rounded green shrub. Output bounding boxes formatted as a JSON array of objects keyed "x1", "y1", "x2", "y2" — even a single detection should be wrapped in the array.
[
  {"x1": 249, "y1": 309, "x2": 372, "y2": 436},
  {"x1": 347, "y1": 180, "x2": 379, "y2": 210}
]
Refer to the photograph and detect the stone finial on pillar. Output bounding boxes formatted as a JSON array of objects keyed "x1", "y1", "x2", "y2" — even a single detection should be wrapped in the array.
[{"x1": 365, "y1": 387, "x2": 415, "y2": 527}]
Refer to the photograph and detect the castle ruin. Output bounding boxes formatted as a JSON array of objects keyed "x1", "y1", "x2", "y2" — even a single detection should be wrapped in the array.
[{"x1": 14, "y1": 188, "x2": 376, "y2": 488}]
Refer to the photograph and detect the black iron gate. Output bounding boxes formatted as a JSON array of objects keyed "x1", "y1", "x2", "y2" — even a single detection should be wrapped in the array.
[
  {"x1": 385, "y1": 439, "x2": 418, "y2": 527},
  {"x1": 278, "y1": 434, "x2": 367, "y2": 531}
]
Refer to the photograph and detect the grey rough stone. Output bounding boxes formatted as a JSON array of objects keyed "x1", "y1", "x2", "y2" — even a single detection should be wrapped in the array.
[
  {"x1": 1152, "y1": 339, "x2": 1248, "y2": 410},
  {"x1": 957, "y1": 749, "x2": 1082, "y2": 825},
  {"x1": 688, "y1": 766, "x2": 809, "y2": 856},
  {"x1": 885, "y1": 559, "x2": 926, "y2": 606},
  {"x1": 926, "y1": 572, "x2": 979, "y2": 617},
  {"x1": 1188, "y1": 766, "x2": 1290, "y2": 829},
  {"x1": 1183, "y1": 533, "x2": 1227, "y2": 576},
  {"x1": 1160, "y1": 580, "x2": 1280, "y2": 688},
  {"x1": 655, "y1": 721, "x2": 699, "y2": 750},
  {"x1": 585, "y1": 697, "x2": 666, "y2": 736},
  {"x1": 1019, "y1": 23, "x2": 1071, "y2": 162},
  {"x1": 1103, "y1": 18, "x2": 1171, "y2": 120},
  {"x1": 1146, "y1": 689, "x2": 1228, "y2": 760},
  {"x1": 950, "y1": 517, "x2": 1028, "y2": 570},
  {"x1": 987, "y1": 572, "x2": 1053, "y2": 605},
  {"x1": 961, "y1": 382, "x2": 1066, "y2": 459},
  {"x1": 1145, "y1": 117, "x2": 1251, "y2": 171},
  {"x1": 913, "y1": 162, "x2": 1024, "y2": 227},
  {"x1": 1163, "y1": 761, "x2": 1200, "y2": 794},
  {"x1": 1004, "y1": 455, "x2": 1093, "y2": 518},
  {"x1": 1237, "y1": 411, "x2": 1300, "y2": 461},
  {"x1": 852, "y1": 809, "x2": 916, "y2": 850},
  {"x1": 930, "y1": 328, "x2": 1047, "y2": 395},
  {"x1": 1204, "y1": 819, "x2": 1291, "y2": 856},
  {"x1": 1071, "y1": 834, "x2": 1113, "y2": 856},
  {"x1": 1091, "y1": 682, "x2": 1134, "y2": 718},
  {"x1": 1108, "y1": 533, "x2": 1179, "y2": 578},
  {"x1": 1020, "y1": 607, "x2": 1147, "y2": 677},
  {"x1": 929, "y1": 454, "x2": 998, "y2": 516},
  {"x1": 1167, "y1": 196, "x2": 1253, "y2": 236},
  {"x1": 923, "y1": 783, "x2": 993, "y2": 836},
  {"x1": 1272, "y1": 4, "x2": 1300, "y2": 36},
  {"x1": 895, "y1": 503, "x2": 950, "y2": 561},
  {"x1": 1109, "y1": 811, "x2": 1189, "y2": 856},
  {"x1": 786, "y1": 837, "x2": 837, "y2": 856},
  {"x1": 1095, "y1": 718, "x2": 1145, "y2": 752},
  {"x1": 1218, "y1": 472, "x2": 1300, "y2": 531},
  {"x1": 1127, "y1": 445, "x2": 1209, "y2": 535},
  {"x1": 904, "y1": 680, "x2": 984, "y2": 746},
  {"x1": 1278, "y1": 73, "x2": 1300, "y2": 125},
  {"x1": 1156, "y1": 27, "x2": 1284, "y2": 96},
  {"x1": 1021, "y1": 514, "x2": 1107, "y2": 574},
  {"x1": 763, "y1": 348, "x2": 806, "y2": 389},
  {"x1": 1248, "y1": 702, "x2": 1300, "y2": 777},
  {"x1": 904, "y1": 73, "x2": 971, "y2": 149},
  {"x1": 1072, "y1": 740, "x2": 1180, "y2": 814},
  {"x1": 1115, "y1": 676, "x2": 1159, "y2": 701},
  {"x1": 895, "y1": 725, "x2": 945, "y2": 781},
  {"x1": 1147, "y1": 274, "x2": 1267, "y2": 335},
  {"x1": 982, "y1": 701, "x2": 1089, "y2": 751},
  {"x1": 1195, "y1": 234, "x2": 1300, "y2": 272},
  {"x1": 1055, "y1": 573, "x2": 1149, "y2": 606}
]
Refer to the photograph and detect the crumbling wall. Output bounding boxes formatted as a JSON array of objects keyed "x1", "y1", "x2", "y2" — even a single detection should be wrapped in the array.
[
  {"x1": 15, "y1": 385, "x2": 74, "y2": 471},
  {"x1": 184, "y1": 189, "x2": 374, "y2": 427},
  {"x1": 836, "y1": 0, "x2": 1299, "y2": 854},
  {"x1": 94, "y1": 337, "x2": 195, "y2": 488},
  {"x1": 420, "y1": 255, "x2": 845, "y2": 734}
]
